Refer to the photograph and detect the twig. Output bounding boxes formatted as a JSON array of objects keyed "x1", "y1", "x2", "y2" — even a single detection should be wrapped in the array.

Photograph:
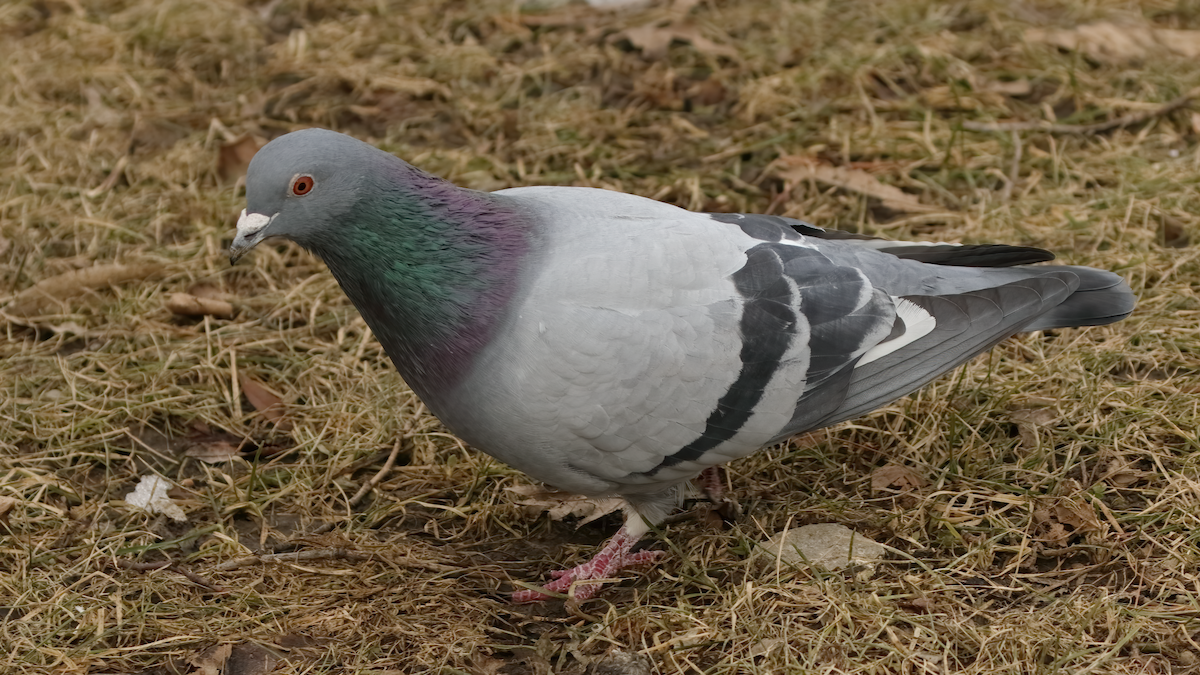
[
  {"x1": 212, "y1": 547, "x2": 461, "y2": 574},
  {"x1": 213, "y1": 548, "x2": 373, "y2": 571},
  {"x1": 1001, "y1": 130, "x2": 1022, "y2": 202},
  {"x1": 307, "y1": 439, "x2": 406, "y2": 535},
  {"x1": 963, "y1": 86, "x2": 1200, "y2": 135},
  {"x1": 85, "y1": 155, "x2": 129, "y2": 198},
  {"x1": 347, "y1": 439, "x2": 403, "y2": 508},
  {"x1": 115, "y1": 558, "x2": 228, "y2": 593},
  {"x1": 117, "y1": 559, "x2": 171, "y2": 571}
]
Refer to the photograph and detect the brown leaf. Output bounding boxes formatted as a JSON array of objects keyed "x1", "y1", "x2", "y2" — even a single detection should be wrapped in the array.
[
  {"x1": 870, "y1": 464, "x2": 928, "y2": 493},
  {"x1": 165, "y1": 292, "x2": 235, "y2": 319},
  {"x1": 1016, "y1": 424, "x2": 1039, "y2": 449},
  {"x1": 1027, "y1": 22, "x2": 1200, "y2": 64},
  {"x1": 1042, "y1": 522, "x2": 1070, "y2": 546},
  {"x1": 777, "y1": 156, "x2": 941, "y2": 215},
  {"x1": 1008, "y1": 406, "x2": 1059, "y2": 426},
  {"x1": 467, "y1": 654, "x2": 506, "y2": 675},
  {"x1": 0, "y1": 496, "x2": 14, "y2": 531},
  {"x1": 368, "y1": 75, "x2": 451, "y2": 98},
  {"x1": 613, "y1": 23, "x2": 737, "y2": 60},
  {"x1": 274, "y1": 632, "x2": 320, "y2": 649},
  {"x1": 1159, "y1": 214, "x2": 1190, "y2": 249},
  {"x1": 921, "y1": 85, "x2": 985, "y2": 111},
  {"x1": 1008, "y1": 405, "x2": 1059, "y2": 449},
  {"x1": 985, "y1": 79, "x2": 1032, "y2": 97},
  {"x1": 185, "y1": 441, "x2": 242, "y2": 464},
  {"x1": 237, "y1": 374, "x2": 291, "y2": 430},
  {"x1": 747, "y1": 637, "x2": 786, "y2": 659},
  {"x1": 1107, "y1": 470, "x2": 1145, "y2": 488},
  {"x1": 506, "y1": 484, "x2": 622, "y2": 525},
  {"x1": 5, "y1": 263, "x2": 166, "y2": 318},
  {"x1": 218, "y1": 134, "x2": 266, "y2": 182},
  {"x1": 617, "y1": 24, "x2": 675, "y2": 60},
  {"x1": 190, "y1": 644, "x2": 232, "y2": 675},
  {"x1": 225, "y1": 643, "x2": 280, "y2": 675},
  {"x1": 1032, "y1": 497, "x2": 1100, "y2": 545},
  {"x1": 187, "y1": 283, "x2": 227, "y2": 300}
]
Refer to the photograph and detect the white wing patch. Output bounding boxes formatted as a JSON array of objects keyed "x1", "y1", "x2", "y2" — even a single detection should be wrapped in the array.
[
  {"x1": 856, "y1": 297, "x2": 936, "y2": 366},
  {"x1": 852, "y1": 239, "x2": 963, "y2": 251},
  {"x1": 773, "y1": 235, "x2": 817, "y2": 250}
]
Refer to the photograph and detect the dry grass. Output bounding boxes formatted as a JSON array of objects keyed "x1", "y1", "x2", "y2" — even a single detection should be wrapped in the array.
[{"x1": 2, "y1": 0, "x2": 1199, "y2": 672}]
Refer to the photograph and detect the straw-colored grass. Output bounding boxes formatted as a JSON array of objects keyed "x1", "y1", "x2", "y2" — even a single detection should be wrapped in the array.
[{"x1": 2, "y1": 0, "x2": 1198, "y2": 672}]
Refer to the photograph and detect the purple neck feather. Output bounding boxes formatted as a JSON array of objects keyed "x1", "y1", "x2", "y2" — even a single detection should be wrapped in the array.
[{"x1": 314, "y1": 162, "x2": 533, "y2": 403}]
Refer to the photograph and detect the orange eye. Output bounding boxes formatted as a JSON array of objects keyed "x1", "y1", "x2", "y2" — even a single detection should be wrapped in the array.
[{"x1": 291, "y1": 174, "x2": 315, "y2": 196}]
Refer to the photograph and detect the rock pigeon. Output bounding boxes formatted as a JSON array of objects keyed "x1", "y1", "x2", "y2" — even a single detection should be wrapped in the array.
[{"x1": 230, "y1": 129, "x2": 1135, "y2": 602}]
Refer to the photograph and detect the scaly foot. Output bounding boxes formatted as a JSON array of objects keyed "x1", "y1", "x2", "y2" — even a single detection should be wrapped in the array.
[{"x1": 512, "y1": 524, "x2": 662, "y2": 603}]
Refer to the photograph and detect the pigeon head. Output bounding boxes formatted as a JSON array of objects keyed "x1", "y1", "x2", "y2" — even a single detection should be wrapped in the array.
[
  {"x1": 229, "y1": 128, "x2": 533, "y2": 396},
  {"x1": 230, "y1": 128, "x2": 388, "y2": 263}
]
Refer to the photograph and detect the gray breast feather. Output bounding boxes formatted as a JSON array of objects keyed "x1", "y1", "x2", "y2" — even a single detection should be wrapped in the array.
[{"x1": 458, "y1": 198, "x2": 907, "y2": 495}]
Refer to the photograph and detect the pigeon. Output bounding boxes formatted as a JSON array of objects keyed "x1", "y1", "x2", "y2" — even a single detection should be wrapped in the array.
[{"x1": 230, "y1": 128, "x2": 1135, "y2": 602}]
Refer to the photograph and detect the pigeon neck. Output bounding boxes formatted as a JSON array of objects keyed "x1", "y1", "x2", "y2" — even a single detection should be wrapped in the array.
[{"x1": 318, "y1": 165, "x2": 530, "y2": 396}]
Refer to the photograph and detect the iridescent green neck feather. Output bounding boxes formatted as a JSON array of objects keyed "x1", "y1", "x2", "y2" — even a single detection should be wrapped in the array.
[{"x1": 303, "y1": 164, "x2": 533, "y2": 401}]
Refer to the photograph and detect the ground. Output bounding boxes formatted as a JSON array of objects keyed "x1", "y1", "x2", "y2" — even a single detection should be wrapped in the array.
[{"x1": 2, "y1": 0, "x2": 1199, "y2": 673}]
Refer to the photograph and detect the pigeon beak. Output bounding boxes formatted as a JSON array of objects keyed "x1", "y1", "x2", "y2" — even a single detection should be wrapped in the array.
[{"x1": 229, "y1": 209, "x2": 276, "y2": 265}]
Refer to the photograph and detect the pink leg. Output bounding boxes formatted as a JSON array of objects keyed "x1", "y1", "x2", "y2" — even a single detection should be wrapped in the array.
[
  {"x1": 512, "y1": 524, "x2": 663, "y2": 603},
  {"x1": 696, "y1": 466, "x2": 724, "y2": 501}
]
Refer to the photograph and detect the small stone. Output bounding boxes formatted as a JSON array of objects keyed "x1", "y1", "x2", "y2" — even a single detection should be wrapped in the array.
[
  {"x1": 588, "y1": 650, "x2": 652, "y2": 675},
  {"x1": 758, "y1": 523, "x2": 886, "y2": 570}
]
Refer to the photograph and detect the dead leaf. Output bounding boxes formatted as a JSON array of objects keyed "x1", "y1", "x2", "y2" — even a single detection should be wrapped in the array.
[
  {"x1": 921, "y1": 85, "x2": 986, "y2": 111},
  {"x1": 1008, "y1": 406, "x2": 1059, "y2": 426},
  {"x1": 165, "y1": 292, "x2": 235, "y2": 319},
  {"x1": 1032, "y1": 497, "x2": 1100, "y2": 545},
  {"x1": 747, "y1": 637, "x2": 786, "y2": 659},
  {"x1": 368, "y1": 75, "x2": 451, "y2": 99},
  {"x1": 225, "y1": 642, "x2": 280, "y2": 675},
  {"x1": 1008, "y1": 405, "x2": 1059, "y2": 449},
  {"x1": 1159, "y1": 214, "x2": 1190, "y2": 248},
  {"x1": 870, "y1": 464, "x2": 928, "y2": 493},
  {"x1": 185, "y1": 441, "x2": 242, "y2": 464},
  {"x1": 274, "y1": 632, "x2": 320, "y2": 650},
  {"x1": 5, "y1": 263, "x2": 166, "y2": 318},
  {"x1": 237, "y1": 374, "x2": 292, "y2": 430},
  {"x1": 776, "y1": 156, "x2": 941, "y2": 214},
  {"x1": 0, "y1": 496, "x2": 15, "y2": 531},
  {"x1": 1103, "y1": 460, "x2": 1150, "y2": 488},
  {"x1": 466, "y1": 654, "x2": 507, "y2": 675},
  {"x1": 218, "y1": 134, "x2": 266, "y2": 182},
  {"x1": 190, "y1": 644, "x2": 232, "y2": 675},
  {"x1": 506, "y1": 484, "x2": 622, "y2": 525},
  {"x1": 902, "y1": 597, "x2": 935, "y2": 613},
  {"x1": 586, "y1": 0, "x2": 651, "y2": 8},
  {"x1": 985, "y1": 79, "x2": 1032, "y2": 97},
  {"x1": 188, "y1": 283, "x2": 227, "y2": 300},
  {"x1": 612, "y1": 23, "x2": 737, "y2": 60},
  {"x1": 1027, "y1": 22, "x2": 1200, "y2": 63}
]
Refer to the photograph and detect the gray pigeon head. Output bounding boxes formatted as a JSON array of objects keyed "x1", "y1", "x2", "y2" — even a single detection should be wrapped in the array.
[{"x1": 230, "y1": 128, "x2": 394, "y2": 263}]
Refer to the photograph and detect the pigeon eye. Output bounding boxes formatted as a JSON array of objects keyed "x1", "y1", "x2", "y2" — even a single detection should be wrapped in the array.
[{"x1": 291, "y1": 174, "x2": 315, "y2": 196}]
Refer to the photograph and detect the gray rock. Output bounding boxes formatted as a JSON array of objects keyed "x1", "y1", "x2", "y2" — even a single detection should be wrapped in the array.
[
  {"x1": 588, "y1": 650, "x2": 652, "y2": 675},
  {"x1": 759, "y1": 523, "x2": 886, "y2": 570}
]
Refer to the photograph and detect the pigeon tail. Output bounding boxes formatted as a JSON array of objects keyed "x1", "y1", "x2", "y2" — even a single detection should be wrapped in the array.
[{"x1": 1021, "y1": 265, "x2": 1136, "y2": 331}]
